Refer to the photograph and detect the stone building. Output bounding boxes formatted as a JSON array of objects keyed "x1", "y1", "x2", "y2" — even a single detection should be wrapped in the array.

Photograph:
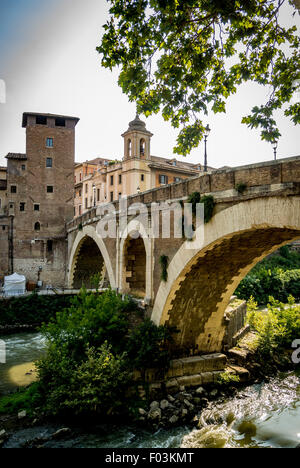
[
  {"x1": 0, "y1": 112, "x2": 79, "y2": 287},
  {"x1": 74, "y1": 115, "x2": 207, "y2": 217}
]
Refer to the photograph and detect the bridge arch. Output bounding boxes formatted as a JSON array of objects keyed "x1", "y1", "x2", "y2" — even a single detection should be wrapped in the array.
[
  {"x1": 119, "y1": 220, "x2": 152, "y2": 301},
  {"x1": 151, "y1": 196, "x2": 300, "y2": 355},
  {"x1": 68, "y1": 226, "x2": 116, "y2": 289}
]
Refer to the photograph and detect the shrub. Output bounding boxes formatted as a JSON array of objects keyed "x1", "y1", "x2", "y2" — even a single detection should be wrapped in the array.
[
  {"x1": 37, "y1": 343, "x2": 130, "y2": 416},
  {"x1": 235, "y1": 248, "x2": 300, "y2": 304},
  {"x1": 126, "y1": 318, "x2": 175, "y2": 371},
  {"x1": 0, "y1": 293, "x2": 73, "y2": 327},
  {"x1": 42, "y1": 288, "x2": 132, "y2": 358},
  {"x1": 246, "y1": 295, "x2": 300, "y2": 356},
  {"x1": 36, "y1": 289, "x2": 174, "y2": 417}
]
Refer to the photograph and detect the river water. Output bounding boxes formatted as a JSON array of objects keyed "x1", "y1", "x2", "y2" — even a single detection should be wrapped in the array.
[{"x1": 0, "y1": 332, "x2": 299, "y2": 448}]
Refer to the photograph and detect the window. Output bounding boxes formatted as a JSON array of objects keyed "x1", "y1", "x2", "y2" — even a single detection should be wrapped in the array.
[
  {"x1": 110, "y1": 175, "x2": 114, "y2": 186},
  {"x1": 174, "y1": 177, "x2": 182, "y2": 183},
  {"x1": 159, "y1": 175, "x2": 168, "y2": 185},
  {"x1": 47, "y1": 240, "x2": 53, "y2": 253},
  {"x1": 2, "y1": 226, "x2": 5, "y2": 231},
  {"x1": 97, "y1": 189, "x2": 100, "y2": 202},
  {"x1": 140, "y1": 139, "x2": 146, "y2": 157},
  {"x1": 119, "y1": 174, "x2": 122, "y2": 184},
  {"x1": 141, "y1": 174, "x2": 144, "y2": 182},
  {"x1": 36, "y1": 116, "x2": 47, "y2": 125},
  {"x1": 47, "y1": 186, "x2": 54, "y2": 193},
  {"x1": 85, "y1": 198, "x2": 88, "y2": 209},
  {"x1": 110, "y1": 192, "x2": 114, "y2": 202},
  {"x1": 34, "y1": 204, "x2": 40, "y2": 211},
  {"x1": 46, "y1": 138, "x2": 53, "y2": 148},
  {"x1": 34, "y1": 222, "x2": 41, "y2": 231},
  {"x1": 21, "y1": 165, "x2": 26, "y2": 171},
  {"x1": 79, "y1": 205, "x2": 82, "y2": 216},
  {"x1": 20, "y1": 202, "x2": 25, "y2": 212},
  {"x1": 79, "y1": 190, "x2": 82, "y2": 197},
  {"x1": 11, "y1": 185, "x2": 17, "y2": 194},
  {"x1": 85, "y1": 184, "x2": 88, "y2": 194},
  {"x1": 55, "y1": 118, "x2": 65, "y2": 127},
  {"x1": 128, "y1": 139, "x2": 132, "y2": 157},
  {"x1": 46, "y1": 158, "x2": 53, "y2": 168}
]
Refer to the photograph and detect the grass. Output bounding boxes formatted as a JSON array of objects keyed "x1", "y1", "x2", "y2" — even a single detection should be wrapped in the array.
[{"x1": 0, "y1": 383, "x2": 40, "y2": 416}]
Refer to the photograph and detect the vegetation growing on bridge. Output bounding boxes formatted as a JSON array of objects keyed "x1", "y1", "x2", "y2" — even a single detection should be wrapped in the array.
[
  {"x1": 236, "y1": 246, "x2": 300, "y2": 304},
  {"x1": 159, "y1": 255, "x2": 169, "y2": 282},
  {"x1": 186, "y1": 192, "x2": 215, "y2": 223}
]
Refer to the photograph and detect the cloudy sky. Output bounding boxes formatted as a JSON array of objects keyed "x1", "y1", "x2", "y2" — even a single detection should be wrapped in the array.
[{"x1": 0, "y1": 0, "x2": 299, "y2": 168}]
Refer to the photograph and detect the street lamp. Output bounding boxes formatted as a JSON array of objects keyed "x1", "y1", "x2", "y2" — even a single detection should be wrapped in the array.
[
  {"x1": 204, "y1": 124, "x2": 211, "y2": 172},
  {"x1": 272, "y1": 139, "x2": 278, "y2": 161}
]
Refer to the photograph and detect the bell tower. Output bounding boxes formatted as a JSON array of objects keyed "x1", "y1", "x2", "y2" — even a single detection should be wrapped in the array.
[{"x1": 122, "y1": 115, "x2": 153, "y2": 160}]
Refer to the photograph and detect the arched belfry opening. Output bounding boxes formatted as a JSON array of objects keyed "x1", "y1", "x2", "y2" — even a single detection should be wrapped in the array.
[
  {"x1": 128, "y1": 139, "x2": 132, "y2": 158},
  {"x1": 123, "y1": 233, "x2": 146, "y2": 297},
  {"x1": 72, "y1": 236, "x2": 108, "y2": 289},
  {"x1": 140, "y1": 138, "x2": 146, "y2": 158}
]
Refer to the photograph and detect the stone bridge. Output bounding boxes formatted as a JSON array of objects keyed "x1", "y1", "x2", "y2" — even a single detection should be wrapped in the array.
[{"x1": 67, "y1": 156, "x2": 300, "y2": 356}]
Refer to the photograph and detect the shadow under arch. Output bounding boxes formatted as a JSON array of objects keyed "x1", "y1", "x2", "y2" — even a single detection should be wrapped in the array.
[
  {"x1": 151, "y1": 196, "x2": 300, "y2": 355},
  {"x1": 119, "y1": 219, "x2": 153, "y2": 301},
  {"x1": 68, "y1": 226, "x2": 116, "y2": 289}
]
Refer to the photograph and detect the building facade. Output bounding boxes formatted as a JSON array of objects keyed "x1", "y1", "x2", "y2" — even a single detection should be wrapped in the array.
[
  {"x1": 74, "y1": 115, "x2": 206, "y2": 217},
  {"x1": 0, "y1": 112, "x2": 208, "y2": 288},
  {"x1": 0, "y1": 112, "x2": 79, "y2": 287}
]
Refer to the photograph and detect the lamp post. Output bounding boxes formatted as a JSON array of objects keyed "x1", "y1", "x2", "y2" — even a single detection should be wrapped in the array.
[
  {"x1": 272, "y1": 139, "x2": 278, "y2": 161},
  {"x1": 204, "y1": 124, "x2": 211, "y2": 172}
]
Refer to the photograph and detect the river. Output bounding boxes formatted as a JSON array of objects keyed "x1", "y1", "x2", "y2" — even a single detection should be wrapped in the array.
[{"x1": 0, "y1": 332, "x2": 299, "y2": 448}]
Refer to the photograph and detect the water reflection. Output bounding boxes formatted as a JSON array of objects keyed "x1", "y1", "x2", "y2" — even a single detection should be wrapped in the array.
[{"x1": 0, "y1": 332, "x2": 45, "y2": 394}]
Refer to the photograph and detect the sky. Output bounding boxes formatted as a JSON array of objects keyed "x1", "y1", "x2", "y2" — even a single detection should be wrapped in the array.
[{"x1": 0, "y1": 0, "x2": 299, "y2": 169}]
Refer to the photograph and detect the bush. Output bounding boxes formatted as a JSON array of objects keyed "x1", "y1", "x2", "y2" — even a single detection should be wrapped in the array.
[
  {"x1": 41, "y1": 288, "x2": 133, "y2": 358},
  {"x1": 126, "y1": 319, "x2": 174, "y2": 371},
  {"x1": 246, "y1": 295, "x2": 300, "y2": 356},
  {"x1": 235, "y1": 247, "x2": 300, "y2": 304},
  {"x1": 36, "y1": 289, "x2": 174, "y2": 417},
  {"x1": 0, "y1": 293, "x2": 73, "y2": 327},
  {"x1": 36, "y1": 343, "x2": 130, "y2": 416}
]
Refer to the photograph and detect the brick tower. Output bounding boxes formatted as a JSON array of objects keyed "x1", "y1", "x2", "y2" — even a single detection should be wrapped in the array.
[{"x1": 5, "y1": 112, "x2": 79, "y2": 287}]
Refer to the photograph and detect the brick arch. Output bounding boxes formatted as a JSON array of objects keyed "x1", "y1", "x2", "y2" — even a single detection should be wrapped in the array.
[
  {"x1": 68, "y1": 226, "x2": 116, "y2": 289},
  {"x1": 151, "y1": 196, "x2": 300, "y2": 355},
  {"x1": 119, "y1": 219, "x2": 153, "y2": 302}
]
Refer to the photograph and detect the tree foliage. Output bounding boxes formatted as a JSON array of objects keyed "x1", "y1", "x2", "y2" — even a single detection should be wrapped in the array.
[{"x1": 98, "y1": 0, "x2": 300, "y2": 155}]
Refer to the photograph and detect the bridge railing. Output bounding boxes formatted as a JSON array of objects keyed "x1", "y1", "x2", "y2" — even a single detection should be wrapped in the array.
[{"x1": 67, "y1": 155, "x2": 300, "y2": 230}]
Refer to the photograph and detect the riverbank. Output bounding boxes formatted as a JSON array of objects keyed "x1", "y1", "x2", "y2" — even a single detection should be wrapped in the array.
[
  {"x1": 0, "y1": 327, "x2": 298, "y2": 449},
  {"x1": 1, "y1": 369, "x2": 299, "y2": 448}
]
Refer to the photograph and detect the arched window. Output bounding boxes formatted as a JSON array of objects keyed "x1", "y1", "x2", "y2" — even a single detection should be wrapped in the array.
[
  {"x1": 34, "y1": 222, "x2": 41, "y2": 231},
  {"x1": 140, "y1": 139, "x2": 146, "y2": 157},
  {"x1": 128, "y1": 139, "x2": 132, "y2": 157}
]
